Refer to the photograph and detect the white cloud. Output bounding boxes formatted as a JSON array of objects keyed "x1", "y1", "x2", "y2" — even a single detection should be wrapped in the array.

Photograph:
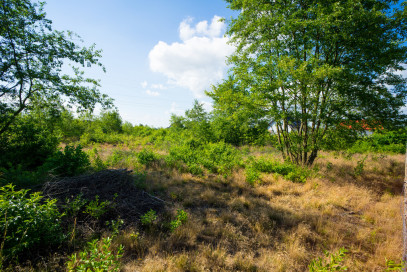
[
  {"x1": 141, "y1": 81, "x2": 148, "y2": 88},
  {"x1": 149, "y1": 15, "x2": 234, "y2": 97},
  {"x1": 151, "y1": 83, "x2": 167, "y2": 90},
  {"x1": 146, "y1": 89, "x2": 160, "y2": 97}
]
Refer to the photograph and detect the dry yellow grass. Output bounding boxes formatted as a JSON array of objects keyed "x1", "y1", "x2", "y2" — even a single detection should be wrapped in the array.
[{"x1": 92, "y1": 147, "x2": 404, "y2": 272}]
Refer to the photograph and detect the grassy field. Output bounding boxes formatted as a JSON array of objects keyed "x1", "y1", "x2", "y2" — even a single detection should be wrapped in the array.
[{"x1": 75, "y1": 143, "x2": 405, "y2": 272}]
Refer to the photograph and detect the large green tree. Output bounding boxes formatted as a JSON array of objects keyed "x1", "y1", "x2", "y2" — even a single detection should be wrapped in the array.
[
  {"x1": 213, "y1": 0, "x2": 407, "y2": 165},
  {"x1": 0, "y1": 0, "x2": 112, "y2": 136}
]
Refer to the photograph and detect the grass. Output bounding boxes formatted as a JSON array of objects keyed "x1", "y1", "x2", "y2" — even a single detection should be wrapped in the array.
[{"x1": 7, "y1": 142, "x2": 405, "y2": 271}]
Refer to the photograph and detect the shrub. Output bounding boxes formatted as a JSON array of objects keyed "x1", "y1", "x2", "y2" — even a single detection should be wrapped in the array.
[
  {"x1": 247, "y1": 157, "x2": 310, "y2": 183},
  {"x1": 245, "y1": 166, "x2": 261, "y2": 185},
  {"x1": 0, "y1": 164, "x2": 44, "y2": 188},
  {"x1": 137, "y1": 148, "x2": 158, "y2": 166},
  {"x1": 165, "y1": 141, "x2": 241, "y2": 176},
  {"x1": 0, "y1": 184, "x2": 64, "y2": 261},
  {"x1": 43, "y1": 145, "x2": 90, "y2": 177},
  {"x1": 0, "y1": 116, "x2": 59, "y2": 169},
  {"x1": 66, "y1": 237, "x2": 123, "y2": 272},
  {"x1": 140, "y1": 209, "x2": 157, "y2": 226},
  {"x1": 170, "y1": 209, "x2": 188, "y2": 232},
  {"x1": 308, "y1": 247, "x2": 348, "y2": 272},
  {"x1": 84, "y1": 195, "x2": 112, "y2": 220}
]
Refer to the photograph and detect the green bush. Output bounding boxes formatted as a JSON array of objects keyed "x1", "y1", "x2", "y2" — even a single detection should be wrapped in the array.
[
  {"x1": 84, "y1": 195, "x2": 112, "y2": 220},
  {"x1": 245, "y1": 166, "x2": 261, "y2": 185},
  {"x1": 0, "y1": 116, "x2": 59, "y2": 169},
  {"x1": 43, "y1": 145, "x2": 90, "y2": 177},
  {"x1": 140, "y1": 209, "x2": 157, "y2": 226},
  {"x1": 165, "y1": 141, "x2": 241, "y2": 176},
  {"x1": 308, "y1": 247, "x2": 348, "y2": 272},
  {"x1": 0, "y1": 164, "x2": 44, "y2": 188},
  {"x1": 66, "y1": 236, "x2": 123, "y2": 272},
  {"x1": 247, "y1": 157, "x2": 310, "y2": 183},
  {"x1": 0, "y1": 184, "x2": 64, "y2": 261},
  {"x1": 137, "y1": 148, "x2": 158, "y2": 166},
  {"x1": 348, "y1": 130, "x2": 407, "y2": 154},
  {"x1": 170, "y1": 209, "x2": 188, "y2": 232}
]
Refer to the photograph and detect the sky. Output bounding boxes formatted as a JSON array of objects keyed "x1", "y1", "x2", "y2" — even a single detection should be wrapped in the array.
[{"x1": 44, "y1": 0, "x2": 238, "y2": 127}]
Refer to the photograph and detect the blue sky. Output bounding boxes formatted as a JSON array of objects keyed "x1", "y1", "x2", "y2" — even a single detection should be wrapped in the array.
[{"x1": 44, "y1": 0, "x2": 238, "y2": 127}]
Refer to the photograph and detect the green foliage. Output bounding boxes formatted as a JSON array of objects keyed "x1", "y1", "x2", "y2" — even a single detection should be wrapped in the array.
[
  {"x1": 245, "y1": 166, "x2": 261, "y2": 186},
  {"x1": 208, "y1": 77, "x2": 271, "y2": 146},
  {"x1": 384, "y1": 259, "x2": 404, "y2": 271},
  {"x1": 84, "y1": 196, "x2": 112, "y2": 220},
  {"x1": 0, "y1": 184, "x2": 64, "y2": 261},
  {"x1": 137, "y1": 148, "x2": 158, "y2": 166},
  {"x1": 87, "y1": 148, "x2": 106, "y2": 171},
  {"x1": 64, "y1": 194, "x2": 88, "y2": 217},
  {"x1": 98, "y1": 111, "x2": 123, "y2": 134},
  {"x1": 106, "y1": 219, "x2": 124, "y2": 237},
  {"x1": 66, "y1": 236, "x2": 123, "y2": 272},
  {"x1": 353, "y1": 156, "x2": 368, "y2": 177},
  {"x1": 140, "y1": 209, "x2": 157, "y2": 226},
  {"x1": 0, "y1": 165, "x2": 45, "y2": 188},
  {"x1": 0, "y1": 0, "x2": 113, "y2": 137},
  {"x1": 165, "y1": 140, "x2": 241, "y2": 176},
  {"x1": 348, "y1": 130, "x2": 407, "y2": 154},
  {"x1": 247, "y1": 157, "x2": 310, "y2": 183},
  {"x1": 219, "y1": 0, "x2": 407, "y2": 165},
  {"x1": 308, "y1": 247, "x2": 348, "y2": 271},
  {"x1": 0, "y1": 115, "x2": 59, "y2": 169},
  {"x1": 43, "y1": 145, "x2": 90, "y2": 177},
  {"x1": 170, "y1": 209, "x2": 188, "y2": 232}
]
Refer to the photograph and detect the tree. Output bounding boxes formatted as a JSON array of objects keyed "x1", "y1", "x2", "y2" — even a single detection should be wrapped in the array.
[
  {"x1": 217, "y1": 0, "x2": 407, "y2": 165},
  {"x1": 170, "y1": 100, "x2": 214, "y2": 142},
  {"x1": 0, "y1": 0, "x2": 112, "y2": 137},
  {"x1": 208, "y1": 76, "x2": 270, "y2": 145}
]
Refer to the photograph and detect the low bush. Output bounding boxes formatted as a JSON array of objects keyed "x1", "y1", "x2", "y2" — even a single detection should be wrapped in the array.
[
  {"x1": 43, "y1": 145, "x2": 90, "y2": 177},
  {"x1": 140, "y1": 209, "x2": 157, "y2": 226},
  {"x1": 165, "y1": 141, "x2": 241, "y2": 176},
  {"x1": 0, "y1": 184, "x2": 64, "y2": 262},
  {"x1": 66, "y1": 236, "x2": 123, "y2": 272},
  {"x1": 308, "y1": 247, "x2": 348, "y2": 271},
  {"x1": 170, "y1": 209, "x2": 188, "y2": 232},
  {"x1": 247, "y1": 157, "x2": 310, "y2": 183},
  {"x1": 137, "y1": 148, "x2": 159, "y2": 166}
]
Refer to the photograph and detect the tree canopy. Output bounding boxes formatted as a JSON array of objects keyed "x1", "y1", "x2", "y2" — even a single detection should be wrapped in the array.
[
  {"x1": 211, "y1": 0, "x2": 407, "y2": 165},
  {"x1": 0, "y1": 0, "x2": 113, "y2": 136}
]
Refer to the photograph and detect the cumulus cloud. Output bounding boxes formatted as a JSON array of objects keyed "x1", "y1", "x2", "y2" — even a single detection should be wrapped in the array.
[
  {"x1": 141, "y1": 81, "x2": 148, "y2": 88},
  {"x1": 149, "y1": 16, "x2": 234, "y2": 97},
  {"x1": 146, "y1": 89, "x2": 160, "y2": 97}
]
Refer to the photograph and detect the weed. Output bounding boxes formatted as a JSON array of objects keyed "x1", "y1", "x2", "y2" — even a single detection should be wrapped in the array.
[
  {"x1": 66, "y1": 236, "x2": 123, "y2": 272},
  {"x1": 64, "y1": 194, "x2": 88, "y2": 217},
  {"x1": 170, "y1": 209, "x2": 188, "y2": 232},
  {"x1": 140, "y1": 209, "x2": 157, "y2": 226},
  {"x1": 106, "y1": 219, "x2": 124, "y2": 237},
  {"x1": 84, "y1": 196, "x2": 111, "y2": 220},
  {"x1": 385, "y1": 259, "x2": 405, "y2": 271},
  {"x1": 354, "y1": 155, "x2": 368, "y2": 176},
  {"x1": 308, "y1": 247, "x2": 348, "y2": 271}
]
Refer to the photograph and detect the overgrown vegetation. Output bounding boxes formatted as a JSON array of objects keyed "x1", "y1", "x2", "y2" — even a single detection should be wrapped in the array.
[{"x1": 0, "y1": 0, "x2": 406, "y2": 271}]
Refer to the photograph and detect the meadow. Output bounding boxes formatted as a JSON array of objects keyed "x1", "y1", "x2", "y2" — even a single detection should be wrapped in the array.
[{"x1": 1, "y1": 124, "x2": 404, "y2": 271}]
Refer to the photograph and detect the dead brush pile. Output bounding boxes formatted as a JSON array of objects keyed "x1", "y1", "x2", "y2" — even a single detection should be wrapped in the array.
[{"x1": 42, "y1": 169, "x2": 164, "y2": 229}]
